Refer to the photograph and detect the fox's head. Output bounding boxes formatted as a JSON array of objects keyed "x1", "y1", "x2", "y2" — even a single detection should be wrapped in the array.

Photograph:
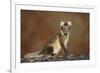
[{"x1": 60, "y1": 21, "x2": 72, "y2": 36}]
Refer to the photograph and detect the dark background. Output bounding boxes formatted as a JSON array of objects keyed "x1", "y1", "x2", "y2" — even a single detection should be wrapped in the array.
[{"x1": 21, "y1": 10, "x2": 89, "y2": 58}]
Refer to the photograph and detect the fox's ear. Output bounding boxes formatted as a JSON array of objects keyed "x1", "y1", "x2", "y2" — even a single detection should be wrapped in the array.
[
  {"x1": 60, "y1": 21, "x2": 64, "y2": 26},
  {"x1": 68, "y1": 21, "x2": 72, "y2": 26}
]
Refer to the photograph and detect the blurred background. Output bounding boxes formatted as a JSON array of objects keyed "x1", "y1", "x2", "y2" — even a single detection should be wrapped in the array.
[{"x1": 21, "y1": 10, "x2": 89, "y2": 58}]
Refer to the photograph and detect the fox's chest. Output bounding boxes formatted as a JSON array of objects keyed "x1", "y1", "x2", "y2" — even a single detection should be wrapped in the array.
[
  {"x1": 64, "y1": 37, "x2": 69, "y2": 48},
  {"x1": 59, "y1": 34, "x2": 69, "y2": 47}
]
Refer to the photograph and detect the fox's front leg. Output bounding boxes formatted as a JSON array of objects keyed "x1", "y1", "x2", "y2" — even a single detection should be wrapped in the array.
[
  {"x1": 63, "y1": 48, "x2": 68, "y2": 57},
  {"x1": 61, "y1": 44, "x2": 68, "y2": 57}
]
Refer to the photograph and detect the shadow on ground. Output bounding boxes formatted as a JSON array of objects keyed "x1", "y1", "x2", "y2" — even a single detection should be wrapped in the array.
[{"x1": 21, "y1": 55, "x2": 89, "y2": 63}]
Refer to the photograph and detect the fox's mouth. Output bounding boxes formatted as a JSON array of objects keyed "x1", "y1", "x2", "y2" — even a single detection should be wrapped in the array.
[{"x1": 64, "y1": 32, "x2": 67, "y2": 36}]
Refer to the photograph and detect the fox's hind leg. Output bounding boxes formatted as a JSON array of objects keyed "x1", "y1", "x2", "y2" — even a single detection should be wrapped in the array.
[{"x1": 39, "y1": 46, "x2": 54, "y2": 57}]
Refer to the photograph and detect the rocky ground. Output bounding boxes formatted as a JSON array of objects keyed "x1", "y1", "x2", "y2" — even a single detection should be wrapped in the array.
[{"x1": 21, "y1": 55, "x2": 89, "y2": 63}]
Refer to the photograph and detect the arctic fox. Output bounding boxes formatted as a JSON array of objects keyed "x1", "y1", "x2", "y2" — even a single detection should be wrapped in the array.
[{"x1": 24, "y1": 21, "x2": 72, "y2": 58}]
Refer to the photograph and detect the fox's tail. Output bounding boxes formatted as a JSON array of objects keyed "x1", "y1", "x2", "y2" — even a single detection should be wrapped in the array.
[{"x1": 24, "y1": 51, "x2": 43, "y2": 59}]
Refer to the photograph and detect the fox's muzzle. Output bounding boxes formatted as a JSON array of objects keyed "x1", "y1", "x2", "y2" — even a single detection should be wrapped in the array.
[{"x1": 64, "y1": 32, "x2": 68, "y2": 36}]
